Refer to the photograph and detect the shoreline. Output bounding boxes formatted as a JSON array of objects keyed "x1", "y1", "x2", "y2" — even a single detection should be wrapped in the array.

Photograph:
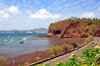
[{"x1": 7, "y1": 36, "x2": 86, "y2": 66}]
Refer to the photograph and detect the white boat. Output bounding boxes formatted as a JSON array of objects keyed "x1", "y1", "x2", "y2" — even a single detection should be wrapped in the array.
[
  {"x1": 11, "y1": 40, "x2": 13, "y2": 41},
  {"x1": 22, "y1": 38, "x2": 28, "y2": 40},
  {"x1": 4, "y1": 40, "x2": 8, "y2": 43},
  {"x1": 9, "y1": 42, "x2": 12, "y2": 44}
]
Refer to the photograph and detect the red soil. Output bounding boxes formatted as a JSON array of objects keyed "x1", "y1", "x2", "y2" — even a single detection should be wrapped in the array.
[{"x1": 7, "y1": 36, "x2": 86, "y2": 66}]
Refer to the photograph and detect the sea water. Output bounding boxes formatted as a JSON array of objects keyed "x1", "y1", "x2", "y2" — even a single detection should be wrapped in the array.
[{"x1": 0, "y1": 33, "x2": 64, "y2": 58}]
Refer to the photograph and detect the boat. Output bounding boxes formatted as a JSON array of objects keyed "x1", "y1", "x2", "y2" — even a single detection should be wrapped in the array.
[
  {"x1": 22, "y1": 38, "x2": 28, "y2": 40},
  {"x1": 0, "y1": 42, "x2": 4, "y2": 45},
  {"x1": 19, "y1": 41, "x2": 24, "y2": 44},
  {"x1": 9, "y1": 42, "x2": 12, "y2": 44},
  {"x1": 4, "y1": 40, "x2": 8, "y2": 43}
]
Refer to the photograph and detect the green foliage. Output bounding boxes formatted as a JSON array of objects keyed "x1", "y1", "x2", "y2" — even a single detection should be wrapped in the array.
[
  {"x1": 61, "y1": 43, "x2": 69, "y2": 53},
  {"x1": 35, "y1": 57, "x2": 41, "y2": 60},
  {"x1": 50, "y1": 23, "x2": 53, "y2": 26},
  {"x1": 72, "y1": 28, "x2": 75, "y2": 32},
  {"x1": 49, "y1": 45, "x2": 61, "y2": 55},
  {"x1": 18, "y1": 62, "x2": 30, "y2": 66},
  {"x1": 68, "y1": 21, "x2": 71, "y2": 24},
  {"x1": 44, "y1": 57, "x2": 47, "y2": 60},
  {"x1": 39, "y1": 35, "x2": 44, "y2": 37},
  {"x1": 24, "y1": 62, "x2": 30, "y2": 65},
  {"x1": 0, "y1": 56, "x2": 9, "y2": 66},
  {"x1": 34, "y1": 46, "x2": 100, "y2": 66},
  {"x1": 98, "y1": 43, "x2": 100, "y2": 47},
  {"x1": 50, "y1": 54, "x2": 56, "y2": 57},
  {"x1": 72, "y1": 42, "x2": 77, "y2": 49},
  {"x1": 61, "y1": 23, "x2": 63, "y2": 25},
  {"x1": 85, "y1": 35, "x2": 93, "y2": 42}
]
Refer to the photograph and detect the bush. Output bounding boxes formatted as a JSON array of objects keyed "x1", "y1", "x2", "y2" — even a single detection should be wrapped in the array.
[
  {"x1": 68, "y1": 21, "x2": 71, "y2": 24},
  {"x1": 0, "y1": 56, "x2": 10, "y2": 66},
  {"x1": 49, "y1": 45, "x2": 61, "y2": 55},
  {"x1": 44, "y1": 57, "x2": 47, "y2": 60},
  {"x1": 61, "y1": 43, "x2": 69, "y2": 53},
  {"x1": 72, "y1": 28, "x2": 75, "y2": 32},
  {"x1": 98, "y1": 43, "x2": 100, "y2": 47},
  {"x1": 72, "y1": 42, "x2": 77, "y2": 49},
  {"x1": 35, "y1": 57, "x2": 41, "y2": 60},
  {"x1": 50, "y1": 54, "x2": 56, "y2": 57}
]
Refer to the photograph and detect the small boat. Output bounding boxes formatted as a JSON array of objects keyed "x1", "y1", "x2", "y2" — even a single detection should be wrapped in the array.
[
  {"x1": 11, "y1": 40, "x2": 13, "y2": 41},
  {"x1": 4, "y1": 40, "x2": 8, "y2": 43},
  {"x1": 0, "y1": 38, "x2": 3, "y2": 40},
  {"x1": 22, "y1": 38, "x2": 28, "y2": 40},
  {"x1": 9, "y1": 42, "x2": 12, "y2": 44},
  {"x1": 8, "y1": 36, "x2": 10, "y2": 38},
  {"x1": 19, "y1": 41, "x2": 24, "y2": 44},
  {"x1": 0, "y1": 42, "x2": 4, "y2": 45}
]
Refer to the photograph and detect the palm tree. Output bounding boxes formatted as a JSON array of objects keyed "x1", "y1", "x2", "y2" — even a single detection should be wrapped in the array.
[{"x1": 82, "y1": 49, "x2": 90, "y2": 60}]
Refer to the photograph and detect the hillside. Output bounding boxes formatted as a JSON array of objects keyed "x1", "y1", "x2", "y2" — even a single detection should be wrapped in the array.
[
  {"x1": 46, "y1": 18, "x2": 100, "y2": 38},
  {"x1": 33, "y1": 28, "x2": 48, "y2": 33}
]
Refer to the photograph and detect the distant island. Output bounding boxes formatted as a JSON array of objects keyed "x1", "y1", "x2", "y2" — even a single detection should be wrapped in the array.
[{"x1": 0, "y1": 28, "x2": 48, "y2": 33}]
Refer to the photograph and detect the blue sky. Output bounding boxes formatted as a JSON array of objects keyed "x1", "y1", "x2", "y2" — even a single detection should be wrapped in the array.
[{"x1": 0, "y1": 0, "x2": 100, "y2": 30}]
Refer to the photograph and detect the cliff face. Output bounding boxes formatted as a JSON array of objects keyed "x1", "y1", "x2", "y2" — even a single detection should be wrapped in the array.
[{"x1": 46, "y1": 19, "x2": 100, "y2": 38}]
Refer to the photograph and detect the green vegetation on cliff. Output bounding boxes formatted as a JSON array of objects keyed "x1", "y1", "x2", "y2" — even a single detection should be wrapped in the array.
[{"x1": 46, "y1": 17, "x2": 100, "y2": 38}]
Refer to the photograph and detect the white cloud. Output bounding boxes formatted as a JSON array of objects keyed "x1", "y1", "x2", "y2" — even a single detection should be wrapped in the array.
[
  {"x1": 27, "y1": 11, "x2": 32, "y2": 14},
  {"x1": 3, "y1": 13, "x2": 10, "y2": 18},
  {"x1": 81, "y1": 12, "x2": 96, "y2": 18},
  {"x1": 28, "y1": 9, "x2": 62, "y2": 19},
  {"x1": 98, "y1": 7, "x2": 100, "y2": 11},
  {"x1": 8, "y1": 6, "x2": 19, "y2": 15},
  {"x1": 0, "y1": 10, "x2": 5, "y2": 14},
  {"x1": 64, "y1": 15, "x2": 68, "y2": 19}
]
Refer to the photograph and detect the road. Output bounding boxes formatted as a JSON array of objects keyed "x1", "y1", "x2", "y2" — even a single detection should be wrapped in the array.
[{"x1": 39, "y1": 37, "x2": 99, "y2": 66}]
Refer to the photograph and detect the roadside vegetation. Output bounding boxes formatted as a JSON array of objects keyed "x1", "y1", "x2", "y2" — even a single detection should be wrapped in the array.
[
  {"x1": 34, "y1": 45, "x2": 100, "y2": 66},
  {"x1": 0, "y1": 56, "x2": 9, "y2": 66}
]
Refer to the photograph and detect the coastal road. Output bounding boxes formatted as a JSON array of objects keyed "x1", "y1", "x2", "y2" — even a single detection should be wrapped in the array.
[{"x1": 39, "y1": 37, "x2": 99, "y2": 66}]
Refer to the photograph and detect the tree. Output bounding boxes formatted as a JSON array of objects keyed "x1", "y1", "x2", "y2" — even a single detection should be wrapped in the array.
[
  {"x1": 72, "y1": 42, "x2": 77, "y2": 49},
  {"x1": 49, "y1": 45, "x2": 61, "y2": 55},
  {"x1": 61, "y1": 43, "x2": 69, "y2": 54},
  {"x1": 82, "y1": 49, "x2": 90, "y2": 60}
]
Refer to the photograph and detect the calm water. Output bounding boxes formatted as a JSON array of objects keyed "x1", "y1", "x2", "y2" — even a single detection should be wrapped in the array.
[{"x1": 0, "y1": 33, "x2": 64, "y2": 58}]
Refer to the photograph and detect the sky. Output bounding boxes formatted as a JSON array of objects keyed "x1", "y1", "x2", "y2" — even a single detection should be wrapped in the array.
[{"x1": 0, "y1": 0, "x2": 100, "y2": 30}]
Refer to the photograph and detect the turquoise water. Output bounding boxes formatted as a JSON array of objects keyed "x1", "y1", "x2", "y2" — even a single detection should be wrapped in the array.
[{"x1": 0, "y1": 33, "x2": 64, "y2": 58}]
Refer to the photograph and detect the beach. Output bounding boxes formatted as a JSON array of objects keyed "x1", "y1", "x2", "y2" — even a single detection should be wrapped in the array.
[{"x1": 7, "y1": 36, "x2": 86, "y2": 66}]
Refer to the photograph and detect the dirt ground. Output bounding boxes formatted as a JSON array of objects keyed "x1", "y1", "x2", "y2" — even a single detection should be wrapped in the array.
[{"x1": 7, "y1": 36, "x2": 86, "y2": 66}]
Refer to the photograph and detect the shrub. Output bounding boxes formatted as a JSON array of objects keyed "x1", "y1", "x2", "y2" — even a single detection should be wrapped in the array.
[
  {"x1": 51, "y1": 54, "x2": 56, "y2": 57},
  {"x1": 35, "y1": 57, "x2": 41, "y2": 60},
  {"x1": 72, "y1": 28, "x2": 75, "y2": 32},
  {"x1": 98, "y1": 43, "x2": 100, "y2": 47},
  {"x1": 0, "y1": 56, "x2": 10, "y2": 66},
  {"x1": 49, "y1": 45, "x2": 61, "y2": 55},
  {"x1": 50, "y1": 23, "x2": 53, "y2": 26},
  {"x1": 72, "y1": 42, "x2": 77, "y2": 49},
  {"x1": 44, "y1": 57, "x2": 47, "y2": 60},
  {"x1": 61, "y1": 23, "x2": 63, "y2": 25},
  {"x1": 68, "y1": 21, "x2": 71, "y2": 24},
  {"x1": 24, "y1": 62, "x2": 30, "y2": 65}
]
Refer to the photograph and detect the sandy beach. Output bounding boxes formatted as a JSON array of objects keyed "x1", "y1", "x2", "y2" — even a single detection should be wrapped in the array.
[{"x1": 7, "y1": 36, "x2": 86, "y2": 66}]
